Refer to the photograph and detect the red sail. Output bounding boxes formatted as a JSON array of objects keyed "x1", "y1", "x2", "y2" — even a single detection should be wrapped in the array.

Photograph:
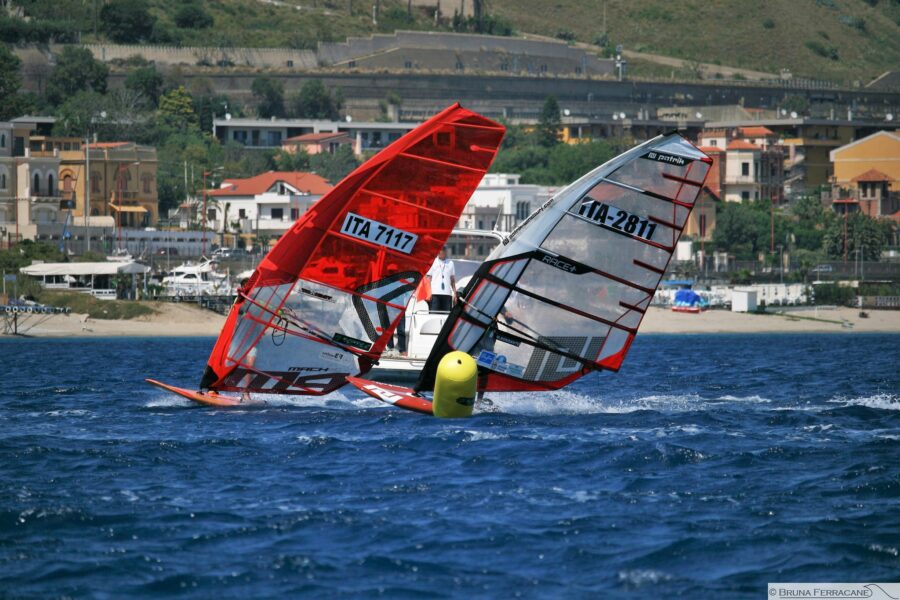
[{"x1": 200, "y1": 104, "x2": 504, "y2": 395}]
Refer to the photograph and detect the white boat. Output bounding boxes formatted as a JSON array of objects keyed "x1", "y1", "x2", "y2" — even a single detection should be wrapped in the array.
[
  {"x1": 369, "y1": 230, "x2": 502, "y2": 382},
  {"x1": 162, "y1": 259, "x2": 231, "y2": 298}
]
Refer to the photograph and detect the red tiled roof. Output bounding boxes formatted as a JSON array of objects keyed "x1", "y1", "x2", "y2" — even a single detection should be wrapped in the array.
[
  {"x1": 832, "y1": 197, "x2": 859, "y2": 204},
  {"x1": 87, "y1": 142, "x2": 130, "y2": 149},
  {"x1": 283, "y1": 132, "x2": 353, "y2": 144},
  {"x1": 738, "y1": 126, "x2": 775, "y2": 138},
  {"x1": 852, "y1": 168, "x2": 891, "y2": 182},
  {"x1": 727, "y1": 140, "x2": 761, "y2": 151},
  {"x1": 697, "y1": 145, "x2": 724, "y2": 154},
  {"x1": 208, "y1": 171, "x2": 333, "y2": 197}
]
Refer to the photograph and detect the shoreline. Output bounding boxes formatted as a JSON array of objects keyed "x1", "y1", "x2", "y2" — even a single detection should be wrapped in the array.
[{"x1": 2, "y1": 304, "x2": 900, "y2": 338}]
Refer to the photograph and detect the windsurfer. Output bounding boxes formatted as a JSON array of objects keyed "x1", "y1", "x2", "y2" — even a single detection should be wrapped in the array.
[{"x1": 426, "y1": 247, "x2": 457, "y2": 312}]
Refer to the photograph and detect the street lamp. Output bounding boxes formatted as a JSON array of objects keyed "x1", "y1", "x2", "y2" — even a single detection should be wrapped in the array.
[
  {"x1": 202, "y1": 167, "x2": 223, "y2": 257},
  {"x1": 84, "y1": 109, "x2": 106, "y2": 253}
]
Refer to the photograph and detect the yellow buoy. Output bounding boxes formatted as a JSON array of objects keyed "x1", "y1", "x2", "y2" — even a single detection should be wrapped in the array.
[{"x1": 432, "y1": 351, "x2": 478, "y2": 418}]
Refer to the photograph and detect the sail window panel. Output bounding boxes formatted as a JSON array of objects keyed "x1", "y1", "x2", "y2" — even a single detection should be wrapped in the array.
[
  {"x1": 354, "y1": 295, "x2": 402, "y2": 343},
  {"x1": 304, "y1": 232, "x2": 428, "y2": 292},
  {"x1": 448, "y1": 319, "x2": 488, "y2": 352},
  {"x1": 283, "y1": 279, "x2": 374, "y2": 345},
  {"x1": 226, "y1": 282, "x2": 294, "y2": 368},
  {"x1": 580, "y1": 182, "x2": 685, "y2": 244},
  {"x1": 466, "y1": 280, "x2": 513, "y2": 325},
  {"x1": 607, "y1": 157, "x2": 697, "y2": 203},
  {"x1": 542, "y1": 214, "x2": 671, "y2": 289},
  {"x1": 364, "y1": 154, "x2": 485, "y2": 215},
  {"x1": 488, "y1": 258, "x2": 528, "y2": 285},
  {"x1": 598, "y1": 327, "x2": 632, "y2": 364},
  {"x1": 404, "y1": 124, "x2": 505, "y2": 171},
  {"x1": 351, "y1": 189, "x2": 459, "y2": 240},
  {"x1": 514, "y1": 258, "x2": 650, "y2": 329}
]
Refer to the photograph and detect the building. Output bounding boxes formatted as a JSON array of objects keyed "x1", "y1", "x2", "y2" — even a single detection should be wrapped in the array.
[
  {"x1": 215, "y1": 117, "x2": 417, "y2": 155},
  {"x1": 828, "y1": 130, "x2": 900, "y2": 218},
  {"x1": 85, "y1": 141, "x2": 159, "y2": 227},
  {"x1": 698, "y1": 126, "x2": 784, "y2": 203},
  {"x1": 206, "y1": 171, "x2": 333, "y2": 244},
  {"x1": 281, "y1": 132, "x2": 354, "y2": 156},
  {"x1": 0, "y1": 119, "x2": 62, "y2": 246}
]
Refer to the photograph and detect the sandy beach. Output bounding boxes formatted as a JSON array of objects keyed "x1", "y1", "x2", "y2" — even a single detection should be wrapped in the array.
[{"x1": 2, "y1": 303, "x2": 899, "y2": 338}]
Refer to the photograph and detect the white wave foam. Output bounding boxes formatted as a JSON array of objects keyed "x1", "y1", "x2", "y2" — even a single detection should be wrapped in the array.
[
  {"x1": 483, "y1": 390, "x2": 710, "y2": 415},
  {"x1": 145, "y1": 395, "x2": 192, "y2": 408},
  {"x1": 461, "y1": 429, "x2": 508, "y2": 442},
  {"x1": 618, "y1": 569, "x2": 672, "y2": 586},
  {"x1": 828, "y1": 393, "x2": 900, "y2": 411},
  {"x1": 869, "y1": 544, "x2": 899, "y2": 557},
  {"x1": 715, "y1": 394, "x2": 772, "y2": 404}
]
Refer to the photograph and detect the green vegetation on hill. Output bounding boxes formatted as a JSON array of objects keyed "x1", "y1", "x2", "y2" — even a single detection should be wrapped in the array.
[
  {"x1": 491, "y1": 0, "x2": 900, "y2": 83},
  {"x1": 8, "y1": 0, "x2": 896, "y2": 82}
]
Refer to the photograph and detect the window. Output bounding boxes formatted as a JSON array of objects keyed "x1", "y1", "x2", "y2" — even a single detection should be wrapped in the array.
[
  {"x1": 238, "y1": 208, "x2": 246, "y2": 218},
  {"x1": 271, "y1": 208, "x2": 284, "y2": 220},
  {"x1": 142, "y1": 173, "x2": 152, "y2": 193},
  {"x1": 516, "y1": 201, "x2": 530, "y2": 221},
  {"x1": 91, "y1": 171, "x2": 101, "y2": 193},
  {"x1": 404, "y1": 60, "x2": 412, "y2": 69},
  {"x1": 33, "y1": 172, "x2": 40, "y2": 194},
  {"x1": 207, "y1": 208, "x2": 216, "y2": 221},
  {"x1": 741, "y1": 162, "x2": 749, "y2": 177},
  {"x1": 741, "y1": 191, "x2": 749, "y2": 201},
  {"x1": 348, "y1": 60, "x2": 356, "y2": 68},
  {"x1": 290, "y1": 208, "x2": 299, "y2": 220},
  {"x1": 710, "y1": 140, "x2": 717, "y2": 147},
  {"x1": 1, "y1": 173, "x2": 6, "y2": 189},
  {"x1": 63, "y1": 176, "x2": 73, "y2": 192},
  {"x1": 48, "y1": 173, "x2": 54, "y2": 195},
  {"x1": 1, "y1": 133, "x2": 5, "y2": 148}
]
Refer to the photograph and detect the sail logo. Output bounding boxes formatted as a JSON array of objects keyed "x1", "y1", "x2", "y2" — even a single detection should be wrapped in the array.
[
  {"x1": 540, "y1": 254, "x2": 577, "y2": 273},
  {"x1": 340, "y1": 212, "x2": 418, "y2": 254},
  {"x1": 576, "y1": 201, "x2": 658, "y2": 241},
  {"x1": 643, "y1": 151, "x2": 687, "y2": 166},
  {"x1": 362, "y1": 383, "x2": 405, "y2": 404}
]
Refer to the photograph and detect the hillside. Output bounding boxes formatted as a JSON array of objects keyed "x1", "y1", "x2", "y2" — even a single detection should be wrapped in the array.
[
  {"x1": 7, "y1": 0, "x2": 900, "y2": 83},
  {"x1": 491, "y1": 0, "x2": 900, "y2": 83}
]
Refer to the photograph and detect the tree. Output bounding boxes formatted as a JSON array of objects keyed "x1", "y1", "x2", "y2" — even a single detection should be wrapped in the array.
[
  {"x1": 713, "y1": 201, "x2": 770, "y2": 259},
  {"x1": 310, "y1": 145, "x2": 359, "y2": 184},
  {"x1": 290, "y1": 79, "x2": 340, "y2": 119},
  {"x1": 46, "y1": 46, "x2": 108, "y2": 107},
  {"x1": 0, "y1": 43, "x2": 23, "y2": 120},
  {"x1": 174, "y1": 2, "x2": 213, "y2": 29},
  {"x1": 536, "y1": 96, "x2": 562, "y2": 147},
  {"x1": 158, "y1": 86, "x2": 199, "y2": 132},
  {"x1": 251, "y1": 76, "x2": 285, "y2": 119},
  {"x1": 124, "y1": 66, "x2": 164, "y2": 107},
  {"x1": 823, "y1": 212, "x2": 889, "y2": 261},
  {"x1": 273, "y1": 148, "x2": 311, "y2": 171},
  {"x1": 99, "y1": 0, "x2": 155, "y2": 43}
]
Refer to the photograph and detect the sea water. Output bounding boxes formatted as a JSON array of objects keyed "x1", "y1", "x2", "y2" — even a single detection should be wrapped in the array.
[{"x1": 1, "y1": 334, "x2": 898, "y2": 598}]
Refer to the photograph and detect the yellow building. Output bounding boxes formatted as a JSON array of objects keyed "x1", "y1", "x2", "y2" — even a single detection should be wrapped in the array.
[
  {"x1": 829, "y1": 130, "x2": 900, "y2": 218},
  {"x1": 26, "y1": 137, "x2": 160, "y2": 226}
]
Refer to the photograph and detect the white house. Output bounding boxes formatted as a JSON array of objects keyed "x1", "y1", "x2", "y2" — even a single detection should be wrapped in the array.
[
  {"x1": 206, "y1": 171, "x2": 333, "y2": 240},
  {"x1": 459, "y1": 173, "x2": 555, "y2": 233}
]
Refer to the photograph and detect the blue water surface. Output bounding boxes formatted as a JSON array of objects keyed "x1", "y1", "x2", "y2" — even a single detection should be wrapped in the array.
[{"x1": 1, "y1": 334, "x2": 898, "y2": 598}]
